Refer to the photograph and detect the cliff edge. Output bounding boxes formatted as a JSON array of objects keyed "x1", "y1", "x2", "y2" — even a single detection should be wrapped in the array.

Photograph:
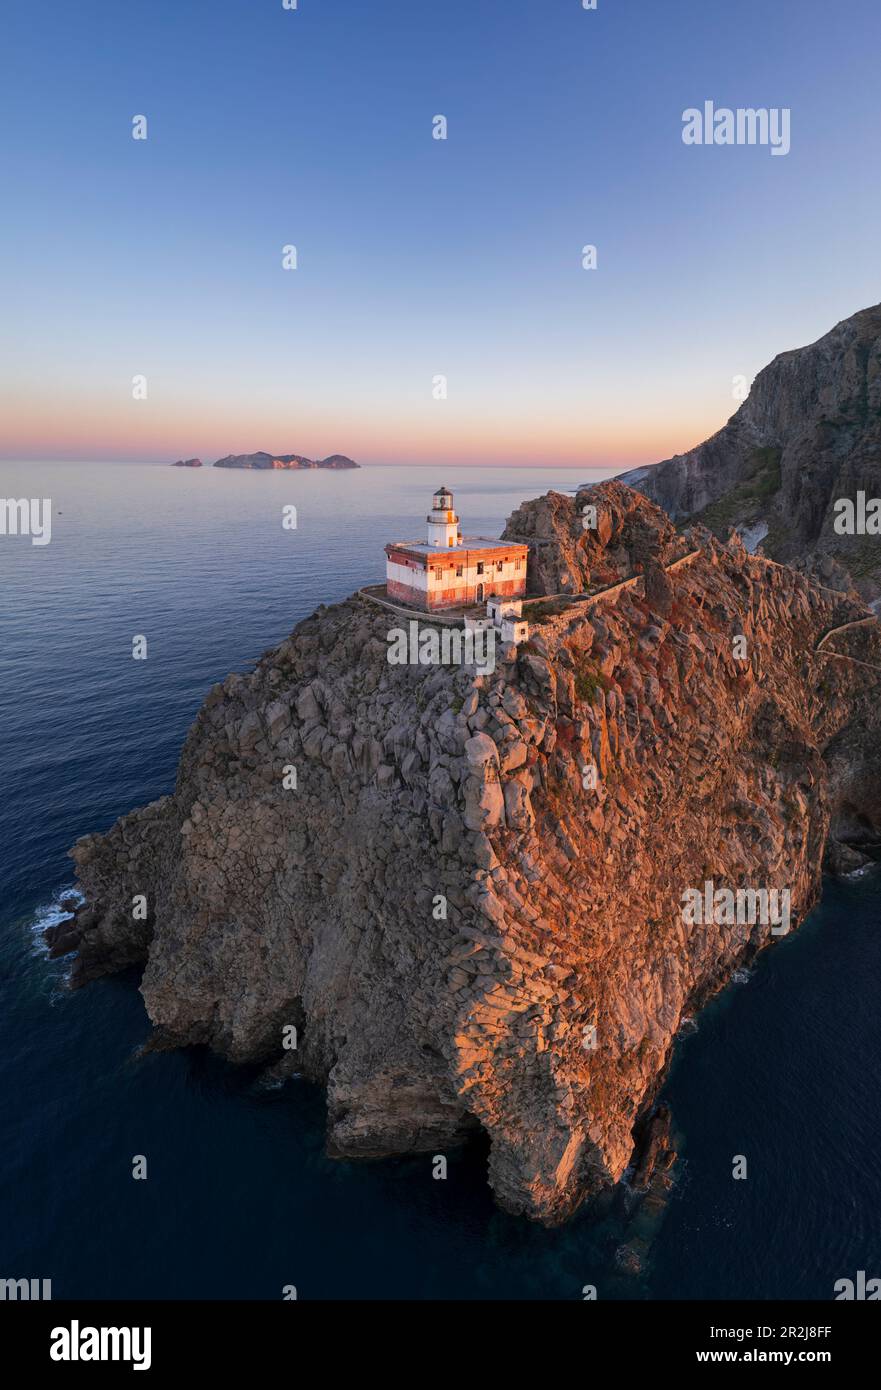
[
  {"x1": 620, "y1": 303, "x2": 881, "y2": 600},
  {"x1": 53, "y1": 484, "x2": 881, "y2": 1223}
]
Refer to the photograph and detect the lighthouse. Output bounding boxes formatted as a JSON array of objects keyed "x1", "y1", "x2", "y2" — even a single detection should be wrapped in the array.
[
  {"x1": 426, "y1": 486, "x2": 461, "y2": 548},
  {"x1": 385, "y1": 486, "x2": 529, "y2": 612}
]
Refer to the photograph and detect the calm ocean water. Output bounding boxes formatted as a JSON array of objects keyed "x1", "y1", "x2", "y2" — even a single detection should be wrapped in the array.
[{"x1": 2, "y1": 460, "x2": 880, "y2": 1300}]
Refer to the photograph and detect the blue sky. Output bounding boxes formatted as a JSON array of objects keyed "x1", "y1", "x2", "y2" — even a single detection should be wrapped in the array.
[{"x1": 2, "y1": 0, "x2": 879, "y2": 466}]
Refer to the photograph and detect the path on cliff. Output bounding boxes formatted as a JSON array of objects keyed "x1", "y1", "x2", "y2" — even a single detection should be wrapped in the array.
[
  {"x1": 574, "y1": 546, "x2": 881, "y2": 676},
  {"x1": 814, "y1": 615, "x2": 881, "y2": 671},
  {"x1": 362, "y1": 544, "x2": 881, "y2": 675},
  {"x1": 572, "y1": 547, "x2": 701, "y2": 609},
  {"x1": 359, "y1": 549, "x2": 703, "y2": 623},
  {"x1": 748, "y1": 553, "x2": 881, "y2": 672}
]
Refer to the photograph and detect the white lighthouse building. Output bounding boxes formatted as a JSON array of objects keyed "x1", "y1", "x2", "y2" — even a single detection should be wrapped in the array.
[{"x1": 385, "y1": 486, "x2": 529, "y2": 612}]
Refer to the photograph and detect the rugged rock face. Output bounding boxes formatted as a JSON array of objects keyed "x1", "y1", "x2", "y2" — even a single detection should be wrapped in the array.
[
  {"x1": 54, "y1": 487, "x2": 881, "y2": 1224},
  {"x1": 171, "y1": 458, "x2": 203, "y2": 468},
  {"x1": 213, "y1": 451, "x2": 359, "y2": 469},
  {"x1": 501, "y1": 482, "x2": 687, "y2": 596},
  {"x1": 620, "y1": 303, "x2": 881, "y2": 599}
]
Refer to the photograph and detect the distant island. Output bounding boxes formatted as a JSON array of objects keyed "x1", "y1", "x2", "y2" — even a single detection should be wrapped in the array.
[
  {"x1": 213, "y1": 452, "x2": 359, "y2": 470},
  {"x1": 171, "y1": 458, "x2": 203, "y2": 468}
]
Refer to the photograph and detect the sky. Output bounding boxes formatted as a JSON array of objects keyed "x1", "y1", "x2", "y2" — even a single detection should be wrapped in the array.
[{"x1": 1, "y1": 0, "x2": 880, "y2": 469}]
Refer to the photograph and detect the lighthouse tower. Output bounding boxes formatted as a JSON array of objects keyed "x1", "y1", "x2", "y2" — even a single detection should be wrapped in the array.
[{"x1": 426, "y1": 486, "x2": 461, "y2": 548}]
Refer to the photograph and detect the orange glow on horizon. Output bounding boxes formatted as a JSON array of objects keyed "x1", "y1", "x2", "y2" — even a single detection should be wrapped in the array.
[{"x1": 0, "y1": 387, "x2": 728, "y2": 471}]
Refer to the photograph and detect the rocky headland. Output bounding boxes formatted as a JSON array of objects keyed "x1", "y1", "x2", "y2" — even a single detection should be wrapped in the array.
[
  {"x1": 213, "y1": 452, "x2": 359, "y2": 470},
  {"x1": 171, "y1": 458, "x2": 203, "y2": 468},
  {"x1": 50, "y1": 482, "x2": 881, "y2": 1224},
  {"x1": 501, "y1": 484, "x2": 691, "y2": 595},
  {"x1": 620, "y1": 303, "x2": 881, "y2": 600}
]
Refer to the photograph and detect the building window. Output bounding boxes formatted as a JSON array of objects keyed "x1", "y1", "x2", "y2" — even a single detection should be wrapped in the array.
[
  {"x1": 433, "y1": 567, "x2": 442, "y2": 579},
  {"x1": 496, "y1": 560, "x2": 503, "y2": 571},
  {"x1": 456, "y1": 565, "x2": 463, "y2": 577},
  {"x1": 515, "y1": 558, "x2": 521, "y2": 570},
  {"x1": 476, "y1": 562, "x2": 484, "y2": 575}
]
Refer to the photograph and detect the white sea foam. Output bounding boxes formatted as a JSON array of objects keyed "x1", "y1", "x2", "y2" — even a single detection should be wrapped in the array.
[{"x1": 28, "y1": 885, "x2": 83, "y2": 956}]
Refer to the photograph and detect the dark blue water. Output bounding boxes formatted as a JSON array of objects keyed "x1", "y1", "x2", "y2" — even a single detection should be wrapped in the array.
[{"x1": 2, "y1": 461, "x2": 880, "y2": 1300}]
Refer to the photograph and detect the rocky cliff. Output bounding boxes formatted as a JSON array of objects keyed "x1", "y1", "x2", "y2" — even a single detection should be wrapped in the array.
[
  {"x1": 501, "y1": 483, "x2": 689, "y2": 596},
  {"x1": 620, "y1": 303, "x2": 881, "y2": 599},
  {"x1": 52, "y1": 484, "x2": 881, "y2": 1224}
]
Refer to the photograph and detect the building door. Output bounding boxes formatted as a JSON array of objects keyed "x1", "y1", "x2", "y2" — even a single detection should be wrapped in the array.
[{"x1": 476, "y1": 584, "x2": 484, "y2": 602}]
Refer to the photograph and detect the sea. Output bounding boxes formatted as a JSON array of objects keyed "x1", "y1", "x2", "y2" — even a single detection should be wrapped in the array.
[{"x1": 1, "y1": 459, "x2": 880, "y2": 1300}]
